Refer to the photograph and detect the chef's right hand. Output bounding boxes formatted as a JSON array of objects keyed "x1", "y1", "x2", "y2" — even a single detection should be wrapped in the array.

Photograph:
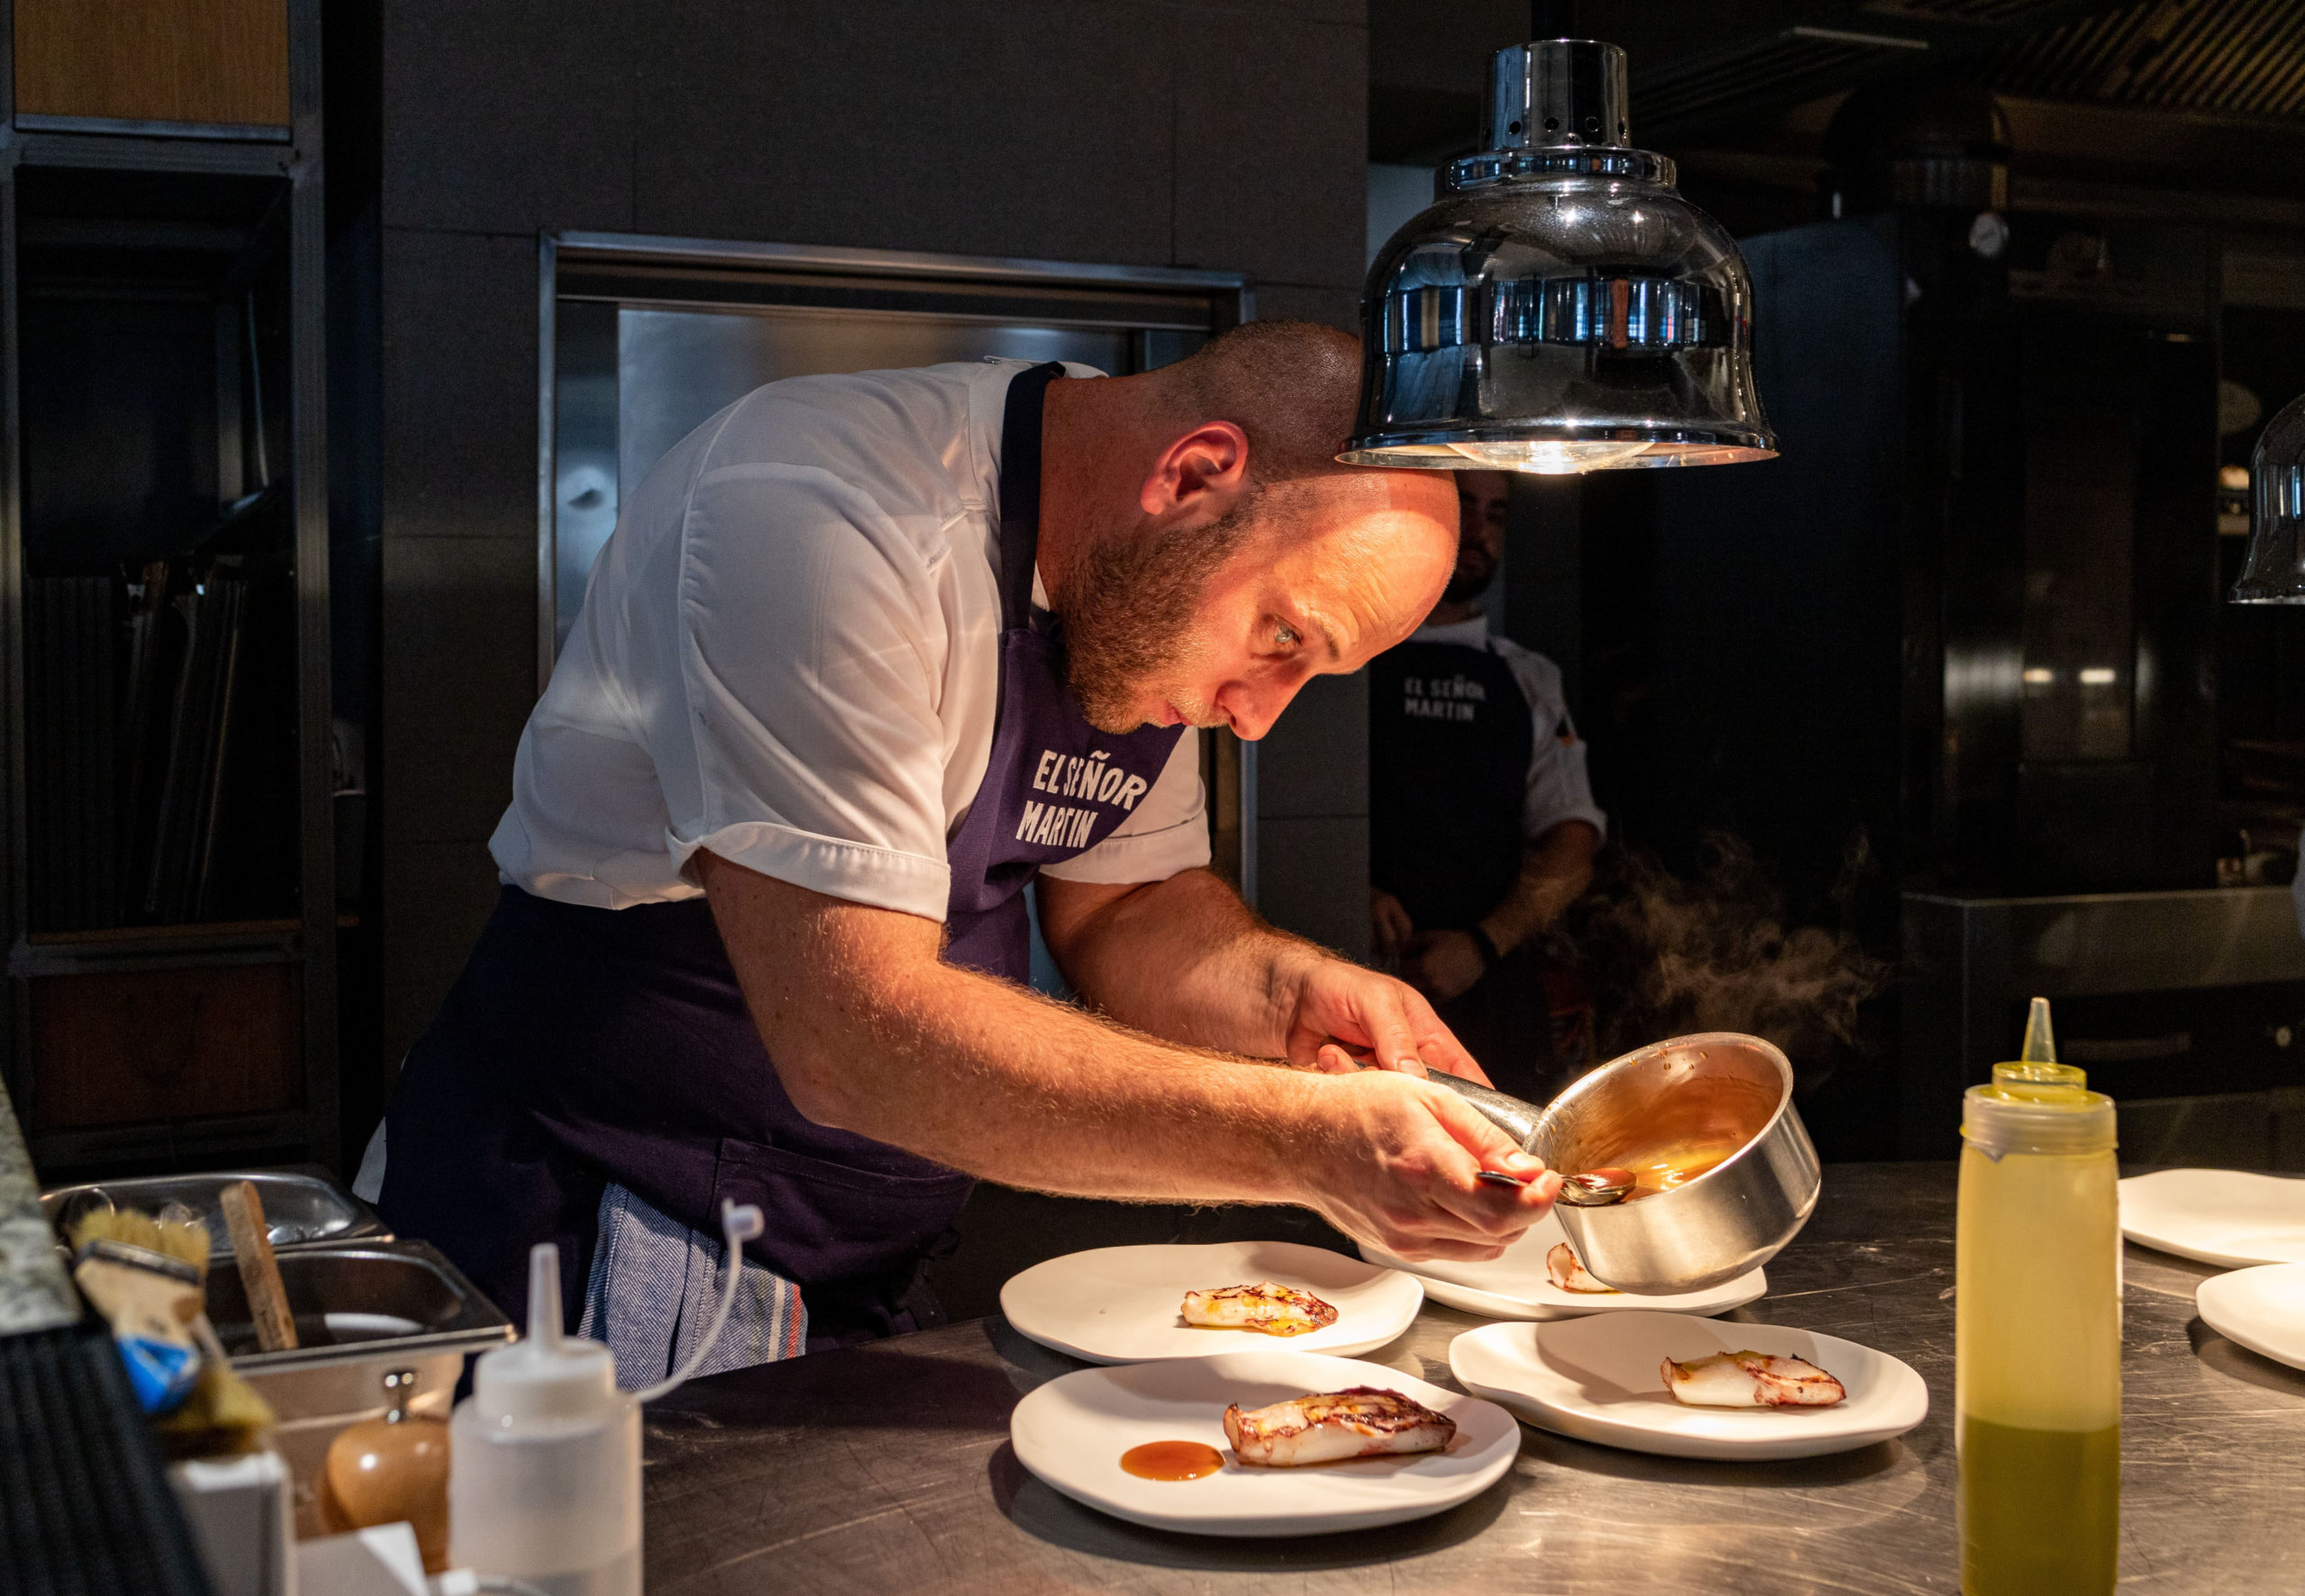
[{"x1": 1296, "y1": 1069, "x2": 1560, "y2": 1262}]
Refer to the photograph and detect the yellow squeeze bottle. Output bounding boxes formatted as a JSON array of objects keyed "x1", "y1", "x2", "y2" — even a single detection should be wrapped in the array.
[{"x1": 1956, "y1": 996, "x2": 2120, "y2": 1594}]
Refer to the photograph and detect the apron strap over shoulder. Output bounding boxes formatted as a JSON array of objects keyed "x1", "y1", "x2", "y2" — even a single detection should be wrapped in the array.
[{"x1": 997, "y1": 362, "x2": 1066, "y2": 630}]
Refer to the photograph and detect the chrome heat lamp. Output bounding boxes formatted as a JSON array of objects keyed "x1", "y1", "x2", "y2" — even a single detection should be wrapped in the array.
[
  {"x1": 1344, "y1": 37, "x2": 1776, "y2": 474},
  {"x1": 2232, "y1": 392, "x2": 2305, "y2": 604}
]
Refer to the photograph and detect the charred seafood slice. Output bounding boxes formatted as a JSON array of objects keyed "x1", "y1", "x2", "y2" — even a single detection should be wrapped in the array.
[
  {"x1": 1662, "y1": 1349, "x2": 1847, "y2": 1408},
  {"x1": 1180, "y1": 1282, "x2": 1339, "y2": 1336},
  {"x1": 1222, "y1": 1385, "x2": 1457, "y2": 1465},
  {"x1": 1545, "y1": 1242, "x2": 1620, "y2": 1294}
]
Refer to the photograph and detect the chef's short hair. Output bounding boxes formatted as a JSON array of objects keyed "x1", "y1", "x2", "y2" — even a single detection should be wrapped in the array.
[{"x1": 1165, "y1": 320, "x2": 1363, "y2": 488}]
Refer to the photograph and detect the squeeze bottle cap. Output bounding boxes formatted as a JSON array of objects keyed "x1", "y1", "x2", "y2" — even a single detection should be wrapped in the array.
[
  {"x1": 1994, "y1": 994, "x2": 2088, "y2": 1090},
  {"x1": 469, "y1": 1243, "x2": 620, "y2": 1426},
  {"x1": 1963, "y1": 996, "x2": 2115, "y2": 1156}
]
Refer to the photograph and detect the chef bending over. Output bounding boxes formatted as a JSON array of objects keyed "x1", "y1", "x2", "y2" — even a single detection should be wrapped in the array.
[{"x1": 375, "y1": 323, "x2": 1561, "y2": 1376}]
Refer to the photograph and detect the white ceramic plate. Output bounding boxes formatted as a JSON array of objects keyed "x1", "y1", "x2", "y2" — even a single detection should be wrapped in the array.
[
  {"x1": 1449, "y1": 1311, "x2": 1930, "y2": 1461},
  {"x1": 2197, "y1": 1263, "x2": 2305, "y2": 1371},
  {"x1": 2120, "y1": 1168, "x2": 2305, "y2": 1268},
  {"x1": 999, "y1": 1241, "x2": 1424, "y2": 1365},
  {"x1": 1360, "y1": 1210, "x2": 1768, "y2": 1321},
  {"x1": 1008, "y1": 1348, "x2": 1520, "y2": 1536}
]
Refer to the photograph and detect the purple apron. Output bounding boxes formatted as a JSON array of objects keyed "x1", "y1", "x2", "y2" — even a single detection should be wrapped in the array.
[{"x1": 378, "y1": 362, "x2": 1185, "y2": 1348}]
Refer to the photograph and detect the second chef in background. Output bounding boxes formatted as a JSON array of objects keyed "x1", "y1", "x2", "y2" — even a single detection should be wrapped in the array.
[{"x1": 1369, "y1": 469, "x2": 1605, "y2": 1103}]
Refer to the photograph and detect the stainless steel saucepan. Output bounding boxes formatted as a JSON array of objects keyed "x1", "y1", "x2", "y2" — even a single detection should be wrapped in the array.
[{"x1": 1428, "y1": 1032, "x2": 1821, "y2": 1294}]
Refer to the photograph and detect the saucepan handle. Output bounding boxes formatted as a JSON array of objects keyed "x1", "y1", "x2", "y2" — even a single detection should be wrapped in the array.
[{"x1": 1421, "y1": 1069, "x2": 1547, "y2": 1153}]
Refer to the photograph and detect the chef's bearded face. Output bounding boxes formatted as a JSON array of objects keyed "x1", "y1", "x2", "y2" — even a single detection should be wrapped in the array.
[
  {"x1": 1047, "y1": 319, "x2": 1458, "y2": 738},
  {"x1": 1054, "y1": 492, "x2": 1256, "y2": 734},
  {"x1": 1055, "y1": 473, "x2": 1457, "y2": 738}
]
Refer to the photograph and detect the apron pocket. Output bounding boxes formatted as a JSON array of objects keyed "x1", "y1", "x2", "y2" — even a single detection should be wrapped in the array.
[{"x1": 710, "y1": 1137, "x2": 972, "y2": 1287}]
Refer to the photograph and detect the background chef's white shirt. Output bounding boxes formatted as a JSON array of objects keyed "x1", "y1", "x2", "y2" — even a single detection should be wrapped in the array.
[
  {"x1": 1408, "y1": 616, "x2": 1608, "y2": 843},
  {"x1": 490, "y1": 358, "x2": 1210, "y2": 918}
]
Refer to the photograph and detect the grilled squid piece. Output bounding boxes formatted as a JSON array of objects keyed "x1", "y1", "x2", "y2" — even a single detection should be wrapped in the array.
[
  {"x1": 1223, "y1": 1386, "x2": 1457, "y2": 1466},
  {"x1": 1545, "y1": 1242, "x2": 1620, "y2": 1294},
  {"x1": 1180, "y1": 1282, "x2": 1338, "y2": 1337},
  {"x1": 1662, "y1": 1349, "x2": 1847, "y2": 1408}
]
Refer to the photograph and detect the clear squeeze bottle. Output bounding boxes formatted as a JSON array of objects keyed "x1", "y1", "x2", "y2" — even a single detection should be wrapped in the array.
[
  {"x1": 450, "y1": 1244, "x2": 641, "y2": 1596},
  {"x1": 1956, "y1": 996, "x2": 2120, "y2": 1594},
  {"x1": 447, "y1": 1203, "x2": 762, "y2": 1595}
]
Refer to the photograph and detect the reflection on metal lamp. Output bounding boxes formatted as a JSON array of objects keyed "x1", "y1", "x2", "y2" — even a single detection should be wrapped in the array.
[
  {"x1": 1342, "y1": 39, "x2": 1776, "y2": 474},
  {"x1": 2232, "y1": 392, "x2": 2305, "y2": 604}
]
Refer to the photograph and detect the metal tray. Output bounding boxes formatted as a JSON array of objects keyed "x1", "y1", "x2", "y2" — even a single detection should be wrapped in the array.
[
  {"x1": 198, "y1": 1237, "x2": 515, "y2": 1537},
  {"x1": 206, "y1": 1238, "x2": 511, "y2": 1370},
  {"x1": 41, "y1": 1168, "x2": 391, "y2": 1258}
]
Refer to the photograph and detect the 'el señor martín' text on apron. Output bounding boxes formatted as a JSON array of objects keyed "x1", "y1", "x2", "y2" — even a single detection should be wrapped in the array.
[{"x1": 1017, "y1": 747, "x2": 1153, "y2": 848}]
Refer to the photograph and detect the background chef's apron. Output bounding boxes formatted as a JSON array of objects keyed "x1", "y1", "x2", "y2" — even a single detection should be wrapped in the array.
[
  {"x1": 1368, "y1": 636, "x2": 1561, "y2": 1103},
  {"x1": 378, "y1": 362, "x2": 1185, "y2": 1350}
]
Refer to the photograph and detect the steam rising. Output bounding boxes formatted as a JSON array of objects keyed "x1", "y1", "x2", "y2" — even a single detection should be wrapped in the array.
[{"x1": 1568, "y1": 833, "x2": 1893, "y2": 1085}]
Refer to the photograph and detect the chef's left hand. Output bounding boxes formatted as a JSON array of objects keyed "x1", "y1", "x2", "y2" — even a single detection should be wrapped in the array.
[
  {"x1": 1282, "y1": 955, "x2": 1493, "y2": 1087},
  {"x1": 1401, "y1": 929, "x2": 1487, "y2": 1003}
]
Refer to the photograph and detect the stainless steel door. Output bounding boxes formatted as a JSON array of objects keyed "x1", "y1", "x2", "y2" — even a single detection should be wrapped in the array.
[
  {"x1": 619, "y1": 309, "x2": 1129, "y2": 510},
  {"x1": 554, "y1": 303, "x2": 1131, "y2": 667}
]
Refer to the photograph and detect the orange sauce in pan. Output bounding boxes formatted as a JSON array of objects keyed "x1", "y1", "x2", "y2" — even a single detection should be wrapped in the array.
[
  {"x1": 1623, "y1": 1141, "x2": 1740, "y2": 1199},
  {"x1": 1121, "y1": 1440, "x2": 1225, "y2": 1481}
]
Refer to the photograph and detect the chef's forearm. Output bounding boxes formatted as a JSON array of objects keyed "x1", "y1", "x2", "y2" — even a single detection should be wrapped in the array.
[
  {"x1": 700, "y1": 852, "x2": 1311, "y2": 1203},
  {"x1": 1035, "y1": 868, "x2": 1325, "y2": 1059},
  {"x1": 1477, "y1": 819, "x2": 1599, "y2": 955}
]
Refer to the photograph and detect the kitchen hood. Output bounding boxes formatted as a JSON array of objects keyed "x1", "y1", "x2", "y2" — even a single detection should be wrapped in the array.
[
  {"x1": 2230, "y1": 392, "x2": 2305, "y2": 604},
  {"x1": 1342, "y1": 38, "x2": 1776, "y2": 474}
]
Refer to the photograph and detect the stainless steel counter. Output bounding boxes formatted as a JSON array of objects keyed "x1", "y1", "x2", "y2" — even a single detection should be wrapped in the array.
[{"x1": 640, "y1": 1163, "x2": 2305, "y2": 1592}]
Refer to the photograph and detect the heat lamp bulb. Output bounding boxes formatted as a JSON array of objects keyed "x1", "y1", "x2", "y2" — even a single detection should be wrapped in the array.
[{"x1": 1451, "y1": 438, "x2": 1656, "y2": 474}]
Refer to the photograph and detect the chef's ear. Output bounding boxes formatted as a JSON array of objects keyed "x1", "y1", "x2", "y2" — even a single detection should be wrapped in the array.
[{"x1": 1141, "y1": 421, "x2": 1250, "y2": 520}]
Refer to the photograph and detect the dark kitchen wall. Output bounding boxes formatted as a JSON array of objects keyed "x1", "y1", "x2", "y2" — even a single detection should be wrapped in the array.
[{"x1": 375, "y1": 1, "x2": 1373, "y2": 1063}]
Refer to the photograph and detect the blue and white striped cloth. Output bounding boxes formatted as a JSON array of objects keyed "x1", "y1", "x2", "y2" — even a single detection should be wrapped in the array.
[{"x1": 578, "y1": 1183, "x2": 806, "y2": 1387}]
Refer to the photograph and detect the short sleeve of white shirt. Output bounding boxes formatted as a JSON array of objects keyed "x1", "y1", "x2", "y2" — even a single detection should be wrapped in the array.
[
  {"x1": 652, "y1": 462, "x2": 964, "y2": 917},
  {"x1": 1490, "y1": 636, "x2": 1608, "y2": 844}
]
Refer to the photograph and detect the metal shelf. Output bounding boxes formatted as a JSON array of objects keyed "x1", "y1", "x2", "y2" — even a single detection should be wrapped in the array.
[
  {"x1": 5, "y1": 127, "x2": 299, "y2": 176},
  {"x1": 10, "y1": 918, "x2": 304, "y2": 978},
  {"x1": 0, "y1": 0, "x2": 339, "y2": 1174},
  {"x1": 32, "y1": 1108, "x2": 318, "y2": 1180}
]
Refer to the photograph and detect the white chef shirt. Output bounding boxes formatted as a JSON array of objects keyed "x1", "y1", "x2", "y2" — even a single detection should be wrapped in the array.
[
  {"x1": 490, "y1": 358, "x2": 1210, "y2": 918},
  {"x1": 1407, "y1": 616, "x2": 1607, "y2": 843}
]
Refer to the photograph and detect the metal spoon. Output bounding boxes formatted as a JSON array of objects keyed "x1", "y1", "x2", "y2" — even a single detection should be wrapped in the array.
[
  {"x1": 1474, "y1": 1167, "x2": 1636, "y2": 1204},
  {"x1": 1555, "y1": 1168, "x2": 1637, "y2": 1207}
]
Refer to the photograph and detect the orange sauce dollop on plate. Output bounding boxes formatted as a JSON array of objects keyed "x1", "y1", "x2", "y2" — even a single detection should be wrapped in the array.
[{"x1": 1121, "y1": 1440, "x2": 1225, "y2": 1481}]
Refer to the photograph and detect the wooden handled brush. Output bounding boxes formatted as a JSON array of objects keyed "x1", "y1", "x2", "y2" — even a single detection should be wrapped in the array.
[{"x1": 218, "y1": 1180, "x2": 298, "y2": 1352}]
